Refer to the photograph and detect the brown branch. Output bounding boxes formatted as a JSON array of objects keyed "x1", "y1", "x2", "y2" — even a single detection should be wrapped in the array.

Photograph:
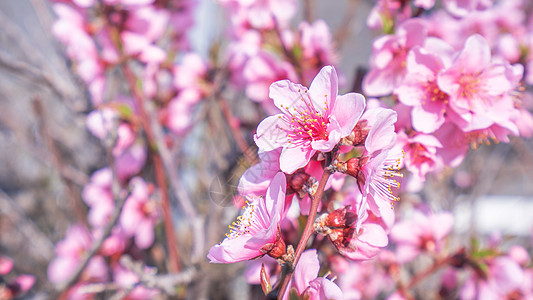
[
  {"x1": 119, "y1": 255, "x2": 196, "y2": 295},
  {"x1": 277, "y1": 168, "x2": 332, "y2": 299},
  {"x1": 0, "y1": 189, "x2": 55, "y2": 260},
  {"x1": 121, "y1": 62, "x2": 181, "y2": 273},
  {"x1": 32, "y1": 97, "x2": 88, "y2": 226}
]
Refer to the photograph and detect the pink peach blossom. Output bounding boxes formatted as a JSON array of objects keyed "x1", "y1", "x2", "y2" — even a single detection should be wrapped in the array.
[
  {"x1": 208, "y1": 172, "x2": 287, "y2": 263},
  {"x1": 437, "y1": 34, "x2": 519, "y2": 132},
  {"x1": 254, "y1": 66, "x2": 366, "y2": 174},
  {"x1": 395, "y1": 46, "x2": 451, "y2": 133},
  {"x1": 363, "y1": 19, "x2": 427, "y2": 96},
  {"x1": 120, "y1": 177, "x2": 160, "y2": 249},
  {"x1": 353, "y1": 107, "x2": 403, "y2": 231}
]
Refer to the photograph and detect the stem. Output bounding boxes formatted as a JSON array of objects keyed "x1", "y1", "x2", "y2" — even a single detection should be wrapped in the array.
[
  {"x1": 277, "y1": 169, "x2": 331, "y2": 299},
  {"x1": 122, "y1": 63, "x2": 181, "y2": 273},
  {"x1": 406, "y1": 256, "x2": 452, "y2": 289}
]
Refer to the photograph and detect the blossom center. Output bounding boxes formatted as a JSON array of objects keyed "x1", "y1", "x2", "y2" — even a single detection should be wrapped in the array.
[
  {"x1": 423, "y1": 80, "x2": 449, "y2": 104},
  {"x1": 225, "y1": 198, "x2": 262, "y2": 239},
  {"x1": 457, "y1": 73, "x2": 482, "y2": 101},
  {"x1": 279, "y1": 90, "x2": 330, "y2": 144}
]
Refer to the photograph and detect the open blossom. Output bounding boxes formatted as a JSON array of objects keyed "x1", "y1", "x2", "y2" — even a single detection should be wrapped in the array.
[
  {"x1": 254, "y1": 66, "x2": 366, "y2": 174},
  {"x1": 363, "y1": 19, "x2": 427, "y2": 96},
  {"x1": 437, "y1": 34, "x2": 519, "y2": 132},
  {"x1": 208, "y1": 172, "x2": 287, "y2": 263},
  {"x1": 390, "y1": 208, "x2": 453, "y2": 263},
  {"x1": 395, "y1": 46, "x2": 451, "y2": 134}
]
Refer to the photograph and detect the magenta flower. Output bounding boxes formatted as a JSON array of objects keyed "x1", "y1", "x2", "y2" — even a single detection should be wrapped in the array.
[
  {"x1": 254, "y1": 66, "x2": 366, "y2": 174},
  {"x1": 390, "y1": 208, "x2": 454, "y2": 263},
  {"x1": 208, "y1": 172, "x2": 287, "y2": 263}
]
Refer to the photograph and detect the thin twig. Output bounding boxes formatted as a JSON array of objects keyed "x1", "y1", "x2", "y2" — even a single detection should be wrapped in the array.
[
  {"x1": 57, "y1": 171, "x2": 130, "y2": 293},
  {"x1": 333, "y1": 0, "x2": 362, "y2": 49},
  {"x1": 0, "y1": 50, "x2": 65, "y2": 101},
  {"x1": 121, "y1": 62, "x2": 181, "y2": 273},
  {"x1": 217, "y1": 95, "x2": 258, "y2": 166},
  {"x1": 32, "y1": 97, "x2": 88, "y2": 226},
  {"x1": 0, "y1": 189, "x2": 55, "y2": 260},
  {"x1": 119, "y1": 255, "x2": 196, "y2": 295}
]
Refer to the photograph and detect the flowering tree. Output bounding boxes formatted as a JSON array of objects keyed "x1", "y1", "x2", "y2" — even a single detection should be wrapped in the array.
[{"x1": 1, "y1": 0, "x2": 533, "y2": 299}]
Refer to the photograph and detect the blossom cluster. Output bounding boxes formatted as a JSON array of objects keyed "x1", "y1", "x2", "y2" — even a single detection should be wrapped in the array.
[
  {"x1": 364, "y1": 0, "x2": 533, "y2": 183},
  {"x1": 30, "y1": 0, "x2": 533, "y2": 299}
]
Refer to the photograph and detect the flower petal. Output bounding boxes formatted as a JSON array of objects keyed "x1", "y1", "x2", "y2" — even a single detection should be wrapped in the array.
[
  {"x1": 279, "y1": 146, "x2": 315, "y2": 174},
  {"x1": 254, "y1": 114, "x2": 288, "y2": 151},
  {"x1": 308, "y1": 65, "x2": 338, "y2": 115},
  {"x1": 332, "y1": 93, "x2": 366, "y2": 137}
]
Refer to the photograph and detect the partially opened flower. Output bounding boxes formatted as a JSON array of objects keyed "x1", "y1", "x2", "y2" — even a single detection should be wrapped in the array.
[
  {"x1": 254, "y1": 66, "x2": 366, "y2": 174},
  {"x1": 344, "y1": 107, "x2": 403, "y2": 230},
  {"x1": 208, "y1": 172, "x2": 288, "y2": 263}
]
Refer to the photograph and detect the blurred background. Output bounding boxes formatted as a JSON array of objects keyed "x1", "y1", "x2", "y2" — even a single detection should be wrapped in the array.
[{"x1": 1, "y1": 0, "x2": 533, "y2": 299}]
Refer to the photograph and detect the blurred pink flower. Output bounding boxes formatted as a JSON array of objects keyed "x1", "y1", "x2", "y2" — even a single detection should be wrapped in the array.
[
  {"x1": 208, "y1": 172, "x2": 287, "y2": 263},
  {"x1": 254, "y1": 66, "x2": 366, "y2": 174},
  {"x1": 120, "y1": 177, "x2": 160, "y2": 249},
  {"x1": 243, "y1": 50, "x2": 297, "y2": 107},
  {"x1": 444, "y1": 0, "x2": 493, "y2": 17},
  {"x1": 0, "y1": 257, "x2": 13, "y2": 275},
  {"x1": 112, "y1": 263, "x2": 160, "y2": 299},
  {"x1": 395, "y1": 46, "x2": 451, "y2": 133},
  {"x1": 82, "y1": 168, "x2": 114, "y2": 228},
  {"x1": 437, "y1": 34, "x2": 519, "y2": 132},
  {"x1": 390, "y1": 208, "x2": 454, "y2": 263},
  {"x1": 397, "y1": 131, "x2": 443, "y2": 180},
  {"x1": 283, "y1": 249, "x2": 343, "y2": 300},
  {"x1": 48, "y1": 225, "x2": 108, "y2": 284},
  {"x1": 363, "y1": 19, "x2": 427, "y2": 96},
  {"x1": 335, "y1": 258, "x2": 394, "y2": 299},
  {"x1": 460, "y1": 256, "x2": 524, "y2": 300}
]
